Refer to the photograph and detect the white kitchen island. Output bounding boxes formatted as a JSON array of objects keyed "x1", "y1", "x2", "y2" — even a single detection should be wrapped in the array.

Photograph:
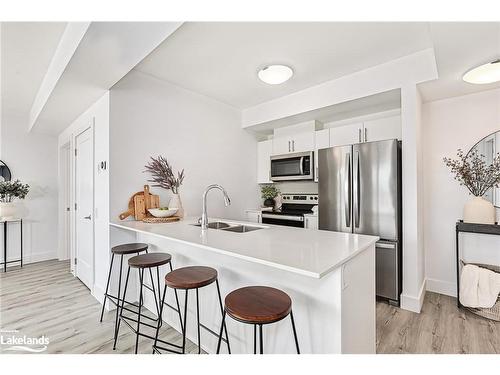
[{"x1": 110, "y1": 218, "x2": 378, "y2": 354}]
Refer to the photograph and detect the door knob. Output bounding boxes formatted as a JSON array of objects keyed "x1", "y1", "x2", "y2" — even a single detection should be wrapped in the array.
[{"x1": 84, "y1": 215, "x2": 92, "y2": 220}]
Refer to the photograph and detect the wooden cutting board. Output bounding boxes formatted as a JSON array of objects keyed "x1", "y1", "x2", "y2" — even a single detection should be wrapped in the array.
[{"x1": 119, "y1": 185, "x2": 160, "y2": 220}]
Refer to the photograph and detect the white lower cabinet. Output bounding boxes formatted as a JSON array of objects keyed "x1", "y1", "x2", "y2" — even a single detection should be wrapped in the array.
[
  {"x1": 245, "y1": 210, "x2": 262, "y2": 223},
  {"x1": 304, "y1": 214, "x2": 318, "y2": 230}
]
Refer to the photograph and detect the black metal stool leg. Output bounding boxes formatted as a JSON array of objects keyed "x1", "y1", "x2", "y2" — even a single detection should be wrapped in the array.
[
  {"x1": 100, "y1": 253, "x2": 115, "y2": 322},
  {"x1": 153, "y1": 284, "x2": 168, "y2": 353},
  {"x1": 113, "y1": 265, "x2": 130, "y2": 350},
  {"x1": 215, "y1": 279, "x2": 231, "y2": 354},
  {"x1": 259, "y1": 324, "x2": 263, "y2": 354},
  {"x1": 290, "y1": 311, "x2": 300, "y2": 354},
  {"x1": 135, "y1": 268, "x2": 145, "y2": 354},
  {"x1": 196, "y1": 288, "x2": 201, "y2": 354},
  {"x1": 216, "y1": 310, "x2": 226, "y2": 354},
  {"x1": 149, "y1": 267, "x2": 160, "y2": 318},
  {"x1": 169, "y1": 263, "x2": 183, "y2": 332},
  {"x1": 181, "y1": 289, "x2": 189, "y2": 354},
  {"x1": 253, "y1": 324, "x2": 257, "y2": 354},
  {"x1": 112, "y1": 255, "x2": 124, "y2": 338}
]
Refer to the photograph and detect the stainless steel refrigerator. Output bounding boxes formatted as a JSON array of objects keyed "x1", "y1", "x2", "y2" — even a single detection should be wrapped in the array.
[{"x1": 318, "y1": 139, "x2": 402, "y2": 305}]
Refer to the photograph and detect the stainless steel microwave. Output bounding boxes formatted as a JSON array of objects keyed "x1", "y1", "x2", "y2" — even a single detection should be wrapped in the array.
[{"x1": 270, "y1": 151, "x2": 314, "y2": 181}]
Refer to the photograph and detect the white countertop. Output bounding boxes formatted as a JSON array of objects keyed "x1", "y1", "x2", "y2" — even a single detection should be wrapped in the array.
[{"x1": 110, "y1": 218, "x2": 378, "y2": 279}]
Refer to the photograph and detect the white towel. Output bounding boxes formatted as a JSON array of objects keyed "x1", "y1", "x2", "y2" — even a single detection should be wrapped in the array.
[{"x1": 460, "y1": 264, "x2": 500, "y2": 308}]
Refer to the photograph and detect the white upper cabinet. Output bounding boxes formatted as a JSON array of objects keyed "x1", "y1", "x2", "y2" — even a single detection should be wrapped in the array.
[
  {"x1": 329, "y1": 114, "x2": 401, "y2": 147},
  {"x1": 362, "y1": 115, "x2": 401, "y2": 142},
  {"x1": 257, "y1": 139, "x2": 273, "y2": 184},
  {"x1": 330, "y1": 122, "x2": 364, "y2": 147},
  {"x1": 314, "y1": 128, "x2": 330, "y2": 182},
  {"x1": 272, "y1": 121, "x2": 317, "y2": 155}
]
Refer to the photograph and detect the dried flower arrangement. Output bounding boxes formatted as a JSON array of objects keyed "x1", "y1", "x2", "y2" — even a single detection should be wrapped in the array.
[
  {"x1": 443, "y1": 148, "x2": 500, "y2": 197},
  {"x1": 144, "y1": 156, "x2": 185, "y2": 194},
  {"x1": 0, "y1": 180, "x2": 30, "y2": 203}
]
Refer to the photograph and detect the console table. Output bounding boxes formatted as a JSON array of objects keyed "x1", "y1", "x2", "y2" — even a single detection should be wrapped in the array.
[
  {"x1": 456, "y1": 220, "x2": 500, "y2": 308},
  {"x1": 1, "y1": 218, "x2": 23, "y2": 272}
]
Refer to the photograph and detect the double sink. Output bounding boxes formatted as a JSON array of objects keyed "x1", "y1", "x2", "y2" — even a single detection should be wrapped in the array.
[{"x1": 192, "y1": 221, "x2": 264, "y2": 233}]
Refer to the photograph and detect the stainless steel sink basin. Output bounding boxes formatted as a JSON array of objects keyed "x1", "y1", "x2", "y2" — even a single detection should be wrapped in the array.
[
  {"x1": 220, "y1": 225, "x2": 263, "y2": 233},
  {"x1": 192, "y1": 221, "x2": 231, "y2": 229}
]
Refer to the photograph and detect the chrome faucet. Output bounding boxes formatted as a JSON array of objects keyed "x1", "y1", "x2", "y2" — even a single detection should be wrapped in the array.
[{"x1": 200, "y1": 184, "x2": 231, "y2": 230}]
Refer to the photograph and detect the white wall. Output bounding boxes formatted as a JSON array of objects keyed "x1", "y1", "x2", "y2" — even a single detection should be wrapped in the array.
[
  {"x1": 58, "y1": 92, "x2": 109, "y2": 301},
  {"x1": 0, "y1": 112, "x2": 59, "y2": 265},
  {"x1": 423, "y1": 88, "x2": 500, "y2": 297},
  {"x1": 109, "y1": 70, "x2": 259, "y2": 222}
]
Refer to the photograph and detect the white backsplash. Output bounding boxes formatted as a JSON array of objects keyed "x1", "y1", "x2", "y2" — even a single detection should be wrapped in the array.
[{"x1": 274, "y1": 181, "x2": 318, "y2": 194}]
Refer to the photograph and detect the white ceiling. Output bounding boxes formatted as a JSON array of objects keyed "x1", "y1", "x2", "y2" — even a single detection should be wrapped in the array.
[
  {"x1": 135, "y1": 22, "x2": 500, "y2": 108},
  {"x1": 1, "y1": 22, "x2": 67, "y2": 121},
  {"x1": 135, "y1": 22, "x2": 434, "y2": 109}
]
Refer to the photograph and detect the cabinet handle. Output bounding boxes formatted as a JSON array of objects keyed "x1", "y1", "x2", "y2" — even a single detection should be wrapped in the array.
[
  {"x1": 305, "y1": 218, "x2": 308, "y2": 228},
  {"x1": 364, "y1": 127, "x2": 367, "y2": 142},
  {"x1": 288, "y1": 140, "x2": 291, "y2": 152},
  {"x1": 358, "y1": 128, "x2": 362, "y2": 143},
  {"x1": 292, "y1": 140, "x2": 295, "y2": 152}
]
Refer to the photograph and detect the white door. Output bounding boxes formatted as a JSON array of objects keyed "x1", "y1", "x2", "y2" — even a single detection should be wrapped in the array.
[
  {"x1": 329, "y1": 122, "x2": 363, "y2": 147},
  {"x1": 291, "y1": 131, "x2": 315, "y2": 153},
  {"x1": 75, "y1": 127, "x2": 94, "y2": 290},
  {"x1": 272, "y1": 136, "x2": 291, "y2": 155},
  {"x1": 362, "y1": 115, "x2": 401, "y2": 142}
]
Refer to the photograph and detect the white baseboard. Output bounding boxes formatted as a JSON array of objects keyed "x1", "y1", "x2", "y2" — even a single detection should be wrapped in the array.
[
  {"x1": 400, "y1": 279, "x2": 426, "y2": 313},
  {"x1": 426, "y1": 278, "x2": 456, "y2": 297},
  {"x1": 2, "y1": 251, "x2": 57, "y2": 268}
]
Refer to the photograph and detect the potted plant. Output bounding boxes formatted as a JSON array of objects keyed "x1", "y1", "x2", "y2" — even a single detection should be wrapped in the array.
[
  {"x1": 261, "y1": 184, "x2": 280, "y2": 208},
  {"x1": 144, "y1": 156, "x2": 185, "y2": 217},
  {"x1": 0, "y1": 180, "x2": 30, "y2": 219},
  {"x1": 444, "y1": 149, "x2": 500, "y2": 224}
]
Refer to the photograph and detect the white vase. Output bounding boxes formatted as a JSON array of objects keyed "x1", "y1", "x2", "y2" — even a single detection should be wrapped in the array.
[
  {"x1": 0, "y1": 202, "x2": 18, "y2": 220},
  {"x1": 169, "y1": 193, "x2": 184, "y2": 218},
  {"x1": 463, "y1": 196, "x2": 496, "y2": 224}
]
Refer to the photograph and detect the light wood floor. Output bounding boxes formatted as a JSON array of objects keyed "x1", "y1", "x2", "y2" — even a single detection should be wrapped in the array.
[
  {"x1": 1, "y1": 260, "x2": 499, "y2": 354},
  {"x1": 0, "y1": 260, "x2": 199, "y2": 354}
]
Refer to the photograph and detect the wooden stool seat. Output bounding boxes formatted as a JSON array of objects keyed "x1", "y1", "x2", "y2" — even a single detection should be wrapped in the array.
[
  {"x1": 225, "y1": 286, "x2": 292, "y2": 324},
  {"x1": 165, "y1": 266, "x2": 218, "y2": 289},
  {"x1": 128, "y1": 253, "x2": 172, "y2": 268},
  {"x1": 112, "y1": 243, "x2": 148, "y2": 255}
]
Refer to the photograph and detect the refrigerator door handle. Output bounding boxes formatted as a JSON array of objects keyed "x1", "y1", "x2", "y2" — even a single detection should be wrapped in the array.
[
  {"x1": 344, "y1": 153, "x2": 351, "y2": 227},
  {"x1": 354, "y1": 151, "x2": 360, "y2": 228}
]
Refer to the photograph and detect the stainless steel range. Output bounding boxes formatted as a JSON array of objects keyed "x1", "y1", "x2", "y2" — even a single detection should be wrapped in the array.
[{"x1": 261, "y1": 194, "x2": 318, "y2": 228}]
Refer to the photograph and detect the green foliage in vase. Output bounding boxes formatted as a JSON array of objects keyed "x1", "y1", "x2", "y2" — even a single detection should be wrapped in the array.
[
  {"x1": 443, "y1": 148, "x2": 500, "y2": 197},
  {"x1": 0, "y1": 180, "x2": 30, "y2": 203},
  {"x1": 261, "y1": 184, "x2": 280, "y2": 200}
]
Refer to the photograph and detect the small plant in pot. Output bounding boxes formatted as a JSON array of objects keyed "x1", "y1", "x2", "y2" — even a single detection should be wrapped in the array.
[
  {"x1": 0, "y1": 180, "x2": 30, "y2": 219},
  {"x1": 261, "y1": 184, "x2": 280, "y2": 208},
  {"x1": 144, "y1": 156, "x2": 185, "y2": 217},
  {"x1": 443, "y1": 149, "x2": 500, "y2": 224}
]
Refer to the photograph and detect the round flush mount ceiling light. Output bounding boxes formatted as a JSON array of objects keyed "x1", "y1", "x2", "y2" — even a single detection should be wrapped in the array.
[
  {"x1": 258, "y1": 65, "x2": 293, "y2": 85},
  {"x1": 463, "y1": 59, "x2": 500, "y2": 84}
]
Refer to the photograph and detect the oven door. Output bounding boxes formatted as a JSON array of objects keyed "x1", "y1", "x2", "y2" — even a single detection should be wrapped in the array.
[
  {"x1": 270, "y1": 151, "x2": 313, "y2": 181},
  {"x1": 261, "y1": 213, "x2": 305, "y2": 228}
]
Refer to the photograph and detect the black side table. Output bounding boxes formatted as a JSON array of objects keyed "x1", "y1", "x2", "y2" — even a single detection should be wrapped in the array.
[
  {"x1": 1, "y1": 218, "x2": 23, "y2": 272},
  {"x1": 456, "y1": 220, "x2": 500, "y2": 308}
]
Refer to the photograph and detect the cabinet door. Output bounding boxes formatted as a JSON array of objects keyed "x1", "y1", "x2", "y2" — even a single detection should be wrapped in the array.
[
  {"x1": 314, "y1": 129, "x2": 330, "y2": 182},
  {"x1": 329, "y1": 123, "x2": 363, "y2": 147},
  {"x1": 272, "y1": 136, "x2": 291, "y2": 155},
  {"x1": 257, "y1": 140, "x2": 273, "y2": 183},
  {"x1": 304, "y1": 215, "x2": 318, "y2": 230},
  {"x1": 362, "y1": 115, "x2": 401, "y2": 142},
  {"x1": 291, "y1": 131, "x2": 315, "y2": 153}
]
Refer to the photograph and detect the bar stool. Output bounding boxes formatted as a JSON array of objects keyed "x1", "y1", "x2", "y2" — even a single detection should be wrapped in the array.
[
  {"x1": 99, "y1": 243, "x2": 148, "y2": 337},
  {"x1": 216, "y1": 286, "x2": 300, "y2": 354},
  {"x1": 113, "y1": 252, "x2": 182, "y2": 354},
  {"x1": 152, "y1": 266, "x2": 231, "y2": 354}
]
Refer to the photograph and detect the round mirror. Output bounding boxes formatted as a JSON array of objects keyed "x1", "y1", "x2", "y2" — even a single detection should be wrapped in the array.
[
  {"x1": 468, "y1": 131, "x2": 500, "y2": 208},
  {"x1": 0, "y1": 160, "x2": 12, "y2": 182}
]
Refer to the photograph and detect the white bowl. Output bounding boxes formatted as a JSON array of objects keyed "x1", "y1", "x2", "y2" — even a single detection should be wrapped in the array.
[{"x1": 148, "y1": 208, "x2": 178, "y2": 218}]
